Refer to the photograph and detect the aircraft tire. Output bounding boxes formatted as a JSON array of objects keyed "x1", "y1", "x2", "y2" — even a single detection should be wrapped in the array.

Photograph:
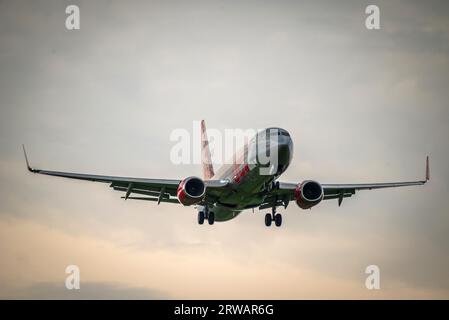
[
  {"x1": 198, "y1": 211, "x2": 205, "y2": 225},
  {"x1": 208, "y1": 212, "x2": 215, "y2": 225},
  {"x1": 274, "y1": 213, "x2": 282, "y2": 227},
  {"x1": 265, "y1": 213, "x2": 272, "y2": 227}
]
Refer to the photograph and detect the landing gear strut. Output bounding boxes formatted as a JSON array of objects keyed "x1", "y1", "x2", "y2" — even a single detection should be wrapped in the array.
[{"x1": 264, "y1": 207, "x2": 282, "y2": 227}]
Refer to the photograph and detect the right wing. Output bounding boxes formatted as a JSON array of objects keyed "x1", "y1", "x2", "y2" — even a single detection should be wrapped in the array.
[
  {"x1": 23, "y1": 145, "x2": 228, "y2": 205},
  {"x1": 262, "y1": 156, "x2": 429, "y2": 208},
  {"x1": 321, "y1": 156, "x2": 430, "y2": 206}
]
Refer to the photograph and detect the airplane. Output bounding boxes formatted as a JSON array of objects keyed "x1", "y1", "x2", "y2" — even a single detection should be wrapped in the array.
[{"x1": 23, "y1": 120, "x2": 430, "y2": 227}]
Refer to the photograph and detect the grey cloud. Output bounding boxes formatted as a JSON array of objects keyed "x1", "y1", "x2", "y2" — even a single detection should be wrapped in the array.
[
  {"x1": 4, "y1": 282, "x2": 169, "y2": 300},
  {"x1": 1, "y1": 0, "x2": 449, "y2": 298}
]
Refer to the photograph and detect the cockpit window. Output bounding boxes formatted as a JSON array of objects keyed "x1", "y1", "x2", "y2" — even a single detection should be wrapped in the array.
[{"x1": 265, "y1": 129, "x2": 290, "y2": 137}]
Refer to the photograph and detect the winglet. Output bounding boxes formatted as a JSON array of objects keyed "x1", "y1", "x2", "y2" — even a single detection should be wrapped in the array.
[
  {"x1": 22, "y1": 144, "x2": 37, "y2": 173},
  {"x1": 425, "y1": 155, "x2": 430, "y2": 182}
]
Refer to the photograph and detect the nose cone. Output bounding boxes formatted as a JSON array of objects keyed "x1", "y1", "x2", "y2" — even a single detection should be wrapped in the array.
[
  {"x1": 254, "y1": 128, "x2": 294, "y2": 175},
  {"x1": 278, "y1": 137, "x2": 293, "y2": 166}
]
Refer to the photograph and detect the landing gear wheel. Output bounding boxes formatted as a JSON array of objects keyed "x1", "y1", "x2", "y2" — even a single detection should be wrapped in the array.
[
  {"x1": 208, "y1": 212, "x2": 215, "y2": 225},
  {"x1": 198, "y1": 211, "x2": 205, "y2": 225},
  {"x1": 274, "y1": 213, "x2": 282, "y2": 227},
  {"x1": 265, "y1": 213, "x2": 272, "y2": 227}
]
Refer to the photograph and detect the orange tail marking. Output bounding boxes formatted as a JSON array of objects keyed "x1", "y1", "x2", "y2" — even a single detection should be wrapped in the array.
[{"x1": 201, "y1": 120, "x2": 215, "y2": 180}]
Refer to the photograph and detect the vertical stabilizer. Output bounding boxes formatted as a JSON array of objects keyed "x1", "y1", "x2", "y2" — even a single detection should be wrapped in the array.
[{"x1": 201, "y1": 120, "x2": 215, "y2": 180}]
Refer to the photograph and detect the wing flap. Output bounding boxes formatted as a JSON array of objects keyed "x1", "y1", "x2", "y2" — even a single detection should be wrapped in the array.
[
  {"x1": 322, "y1": 180, "x2": 426, "y2": 192},
  {"x1": 122, "y1": 196, "x2": 180, "y2": 204}
]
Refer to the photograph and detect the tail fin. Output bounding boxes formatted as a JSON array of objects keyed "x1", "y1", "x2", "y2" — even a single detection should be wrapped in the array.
[{"x1": 201, "y1": 120, "x2": 214, "y2": 180}]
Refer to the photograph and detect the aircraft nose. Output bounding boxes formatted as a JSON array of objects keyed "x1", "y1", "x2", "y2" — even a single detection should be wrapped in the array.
[{"x1": 277, "y1": 139, "x2": 293, "y2": 165}]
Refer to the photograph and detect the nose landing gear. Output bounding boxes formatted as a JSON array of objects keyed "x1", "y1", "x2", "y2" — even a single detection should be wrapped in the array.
[
  {"x1": 264, "y1": 207, "x2": 282, "y2": 227},
  {"x1": 198, "y1": 209, "x2": 215, "y2": 225}
]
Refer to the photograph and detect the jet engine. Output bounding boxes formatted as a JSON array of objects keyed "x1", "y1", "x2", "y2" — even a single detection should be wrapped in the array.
[
  {"x1": 177, "y1": 176, "x2": 206, "y2": 206},
  {"x1": 295, "y1": 180, "x2": 324, "y2": 209}
]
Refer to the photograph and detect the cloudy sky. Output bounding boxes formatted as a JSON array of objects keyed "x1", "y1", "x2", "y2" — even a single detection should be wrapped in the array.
[{"x1": 1, "y1": 0, "x2": 449, "y2": 299}]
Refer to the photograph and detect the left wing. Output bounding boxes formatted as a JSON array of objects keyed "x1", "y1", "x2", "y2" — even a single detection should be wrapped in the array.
[
  {"x1": 23, "y1": 145, "x2": 228, "y2": 204},
  {"x1": 266, "y1": 156, "x2": 429, "y2": 208}
]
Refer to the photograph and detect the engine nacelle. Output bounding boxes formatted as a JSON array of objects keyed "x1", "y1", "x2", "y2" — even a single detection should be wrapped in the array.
[
  {"x1": 295, "y1": 180, "x2": 324, "y2": 209},
  {"x1": 177, "y1": 176, "x2": 206, "y2": 206}
]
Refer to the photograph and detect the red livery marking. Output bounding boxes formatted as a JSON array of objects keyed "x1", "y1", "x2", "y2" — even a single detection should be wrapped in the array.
[{"x1": 233, "y1": 164, "x2": 250, "y2": 184}]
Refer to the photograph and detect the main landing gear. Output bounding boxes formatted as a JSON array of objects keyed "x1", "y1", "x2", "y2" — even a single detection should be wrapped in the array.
[
  {"x1": 265, "y1": 207, "x2": 282, "y2": 227},
  {"x1": 198, "y1": 209, "x2": 215, "y2": 225}
]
